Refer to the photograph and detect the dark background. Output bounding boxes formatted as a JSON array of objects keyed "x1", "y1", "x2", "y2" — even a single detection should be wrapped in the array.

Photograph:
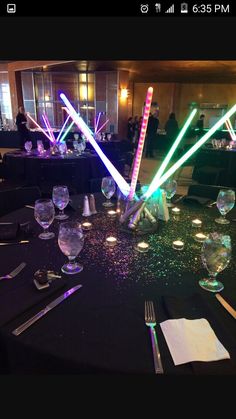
[
  {"x1": 0, "y1": 16, "x2": 236, "y2": 59},
  {"x1": 0, "y1": 4, "x2": 235, "y2": 398}
]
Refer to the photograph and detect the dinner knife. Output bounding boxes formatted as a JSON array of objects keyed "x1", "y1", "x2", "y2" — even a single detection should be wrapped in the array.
[
  {"x1": 12, "y1": 284, "x2": 83, "y2": 336},
  {"x1": 215, "y1": 293, "x2": 236, "y2": 320},
  {"x1": 0, "y1": 240, "x2": 29, "y2": 246}
]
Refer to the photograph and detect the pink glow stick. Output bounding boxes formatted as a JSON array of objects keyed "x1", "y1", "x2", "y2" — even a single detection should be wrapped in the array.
[
  {"x1": 27, "y1": 113, "x2": 52, "y2": 141},
  {"x1": 226, "y1": 119, "x2": 236, "y2": 141},
  {"x1": 96, "y1": 119, "x2": 109, "y2": 134},
  {"x1": 43, "y1": 113, "x2": 56, "y2": 143},
  {"x1": 42, "y1": 114, "x2": 54, "y2": 143},
  {"x1": 128, "y1": 87, "x2": 153, "y2": 200}
]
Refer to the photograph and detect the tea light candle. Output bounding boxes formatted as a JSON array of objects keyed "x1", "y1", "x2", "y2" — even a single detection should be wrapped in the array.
[
  {"x1": 105, "y1": 236, "x2": 117, "y2": 247},
  {"x1": 192, "y1": 218, "x2": 202, "y2": 228},
  {"x1": 172, "y1": 207, "x2": 180, "y2": 214},
  {"x1": 81, "y1": 222, "x2": 92, "y2": 231},
  {"x1": 172, "y1": 240, "x2": 184, "y2": 250},
  {"x1": 194, "y1": 232, "x2": 207, "y2": 243},
  {"x1": 107, "y1": 210, "x2": 117, "y2": 218},
  {"x1": 135, "y1": 241, "x2": 150, "y2": 253}
]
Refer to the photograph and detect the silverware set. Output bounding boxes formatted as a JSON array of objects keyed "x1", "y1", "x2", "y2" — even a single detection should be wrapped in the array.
[
  {"x1": 145, "y1": 300, "x2": 164, "y2": 374},
  {"x1": 0, "y1": 262, "x2": 26, "y2": 281}
]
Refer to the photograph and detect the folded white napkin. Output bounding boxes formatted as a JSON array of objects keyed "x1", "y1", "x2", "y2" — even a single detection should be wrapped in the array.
[{"x1": 160, "y1": 318, "x2": 230, "y2": 366}]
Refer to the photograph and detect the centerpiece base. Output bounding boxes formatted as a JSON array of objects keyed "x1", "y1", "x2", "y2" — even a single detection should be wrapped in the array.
[
  {"x1": 117, "y1": 196, "x2": 158, "y2": 236},
  {"x1": 118, "y1": 217, "x2": 158, "y2": 236}
]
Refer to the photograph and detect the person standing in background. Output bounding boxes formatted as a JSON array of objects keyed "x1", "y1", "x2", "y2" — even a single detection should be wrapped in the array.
[
  {"x1": 15, "y1": 106, "x2": 31, "y2": 150},
  {"x1": 127, "y1": 117, "x2": 134, "y2": 142},
  {"x1": 145, "y1": 111, "x2": 159, "y2": 158},
  {"x1": 164, "y1": 112, "x2": 179, "y2": 144},
  {"x1": 196, "y1": 114, "x2": 205, "y2": 130},
  {"x1": 133, "y1": 115, "x2": 139, "y2": 145}
]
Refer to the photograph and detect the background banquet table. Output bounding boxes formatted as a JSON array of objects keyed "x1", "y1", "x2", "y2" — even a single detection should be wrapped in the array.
[
  {"x1": 2, "y1": 150, "x2": 120, "y2": 194},
  {"x1": 192, "y1": 147, "x2": 236, "y2": 187},
  {"x1": 0, "y1": 193, "x2": 236, "y2": 374}
]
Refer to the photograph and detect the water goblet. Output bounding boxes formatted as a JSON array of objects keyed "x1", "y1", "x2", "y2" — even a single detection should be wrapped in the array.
[
  {"x1": 52, "y1": 185, "x2": 70, "y2": 220},
  {"x1": 58, "y1": 221, "x2": 84, "y2": 274},
  {"x1": 162, "y1": 178, "x2": 177, "y2": 207},
  {"x1": 199, "y1": 232, "x2": 231, "y2": 292},
  {"x1": 101, "y1": 176, "x2": 116, "y2": 207},
  {"x1": 24, "y1": 141, "x2": 32, "y2": 154},
  {"x1": 34, "y1": 199, "x2": 55, "y2": 240},
  {"x1": 59, "y1": 142, "x2": 68, "y2": 157},
  {"x1": 215, "y1": 189, "x2": 235, "y2": 224}
]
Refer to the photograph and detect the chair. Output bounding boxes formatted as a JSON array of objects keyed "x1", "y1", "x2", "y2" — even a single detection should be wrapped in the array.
[
  {"x1": 187, "y1": 184, "x2": 236, "y2": 201},
  {"x1": 39, "y1": 162, "x2": 77, "y2": 197},
  {"x1": 89, "y1": 177, "x2": 103, "y2": 193},
  {"x1": 192, "y1": 165, "x2": 226, "y2": 186},
  {"x1": 0, "y1": 186, "x2": 41, "y2": 217}
]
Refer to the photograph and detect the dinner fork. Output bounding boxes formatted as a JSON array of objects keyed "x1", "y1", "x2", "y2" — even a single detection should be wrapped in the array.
[
  {"x1": 0, "y1": 262, "x2": 26, "y2": 281},
  {"x1": 145, "y1": 300, "x2": 164, "y2": 374}
]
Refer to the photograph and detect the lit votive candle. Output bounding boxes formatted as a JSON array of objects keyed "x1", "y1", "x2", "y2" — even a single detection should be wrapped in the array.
[
  {"x1": 81, "y1": 222, "x2": 92, "y2": 231},
  {"x1": 172, "y1": 240, "x2": 184, "y2": 251},
  {"x1": 192, "y1": 218, "x2": 202, "y2": 228},
  {"x1": 172, "y1": 207, "x2": 180, "y2": 214},
  {"x1": 135, "y1": 241, "x2": 150, "y2": 253},
  {"x1": 194, "y1": 232, "x2": 207, "y2": 243},
  {"x1": 105, "y1": 236, "x2": 117, "y2": 247},
  {"x1": 107, "y1": 210, "x2": 117, "y2": 218}
]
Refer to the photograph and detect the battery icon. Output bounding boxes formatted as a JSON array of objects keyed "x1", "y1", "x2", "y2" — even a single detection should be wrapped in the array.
[{"x1": 181, "y1": 3, "x2": 188, "y2": 13}]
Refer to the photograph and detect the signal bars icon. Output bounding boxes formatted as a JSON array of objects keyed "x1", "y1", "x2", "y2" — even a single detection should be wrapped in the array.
[{"x1": 165, "y1": 4, "x2": 174, "y2": 13}]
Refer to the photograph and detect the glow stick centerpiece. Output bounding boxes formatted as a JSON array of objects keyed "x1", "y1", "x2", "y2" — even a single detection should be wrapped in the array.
[{"x1": 60, "y1": 91, "x2": 236, "y2": 234}]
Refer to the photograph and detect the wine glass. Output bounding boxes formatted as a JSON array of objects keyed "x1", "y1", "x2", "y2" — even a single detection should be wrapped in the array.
[
  {"x1": 58, "y1": 221, "x2": 84, "y2": 274},
  {"x1": 199, "y1": 232, "x2": 231, "y2": 293},
  {"x1": 101, "y1": 176, "x2": 116, "y2": 207},
  {"x1": 215, "y1": 189, "x2": 235, "y2": 224},
  {"x1": 52, "y1": 185, "x2": 70, "y2": 220},
  {"x1": 34, "y1": 199, "x2": 55, "y2": 240},
  {"x1": 162, "y1": 178, "x2": 177, "y2": 207}
]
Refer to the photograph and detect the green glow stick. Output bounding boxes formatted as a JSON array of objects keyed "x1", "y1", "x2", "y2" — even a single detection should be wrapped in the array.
[
  {"x1": 59, "y1": 120, "x2": 75, "y2": 143},
  {"x1": 155, "y1": 109, "x2": 197, "y2": 183},
  {"x1": 143, "y1": 103, "x2": 236, "y2": 200}
]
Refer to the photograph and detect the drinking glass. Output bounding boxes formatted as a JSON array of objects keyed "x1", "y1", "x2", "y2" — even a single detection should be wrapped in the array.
[
  {"x1": 162, "y1": 178, "x2": 177, "y2": 207},
  {"x1": 58, "y1": 221, "x2": 84, "y2": 274},
  {"x1": 34, "y1": 199, "x2": 55, "y2": 239},
  {"x1": 199, "y1": 232, "x2": 231, "y2": 292},
  {"x1": 101, "y1": 176, "x2": 116, "y2": 207},
  {"x1": 58, "y1": 142, "x2": 67, "y2": 156},
  {"x1": 52, "y1": 185, "x2": 70, "y2": 220},
  {"x1": 74, "y1": 133, "x2": 79, "y2": 141},
  {"x1": 24, "y1": 141, "x2": 32, "y2": 154},
  {"x1": 215, "y1": 189, "x2": 235, "y2": 224}
]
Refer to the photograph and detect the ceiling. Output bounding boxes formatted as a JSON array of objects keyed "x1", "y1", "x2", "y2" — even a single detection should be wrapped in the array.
[
  {"x1": 44, "y1": 60, "x2": 236, "y2": 83},
  {"x1": 6, "y1": 60, "x2": 236, "y2": 83}
]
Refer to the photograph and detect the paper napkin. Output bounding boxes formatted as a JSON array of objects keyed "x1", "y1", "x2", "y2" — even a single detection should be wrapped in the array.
[{"x1": 160, "y1": 317, "x2": 230, "y2": 366}]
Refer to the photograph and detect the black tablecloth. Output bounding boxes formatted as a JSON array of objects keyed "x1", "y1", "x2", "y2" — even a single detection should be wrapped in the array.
[
  {"x1": 192, "y1": 148, "x2": 236, "y2": 187},
  {"x1": 0, "y1": 193, "x2": 236, "y2": 374},
  {"x1": 2, "y1": 150, "x2": 110, "y2": 193}
]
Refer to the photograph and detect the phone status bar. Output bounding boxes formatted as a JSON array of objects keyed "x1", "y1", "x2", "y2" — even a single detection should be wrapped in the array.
[{"x1": 0, "y1": 1, "x2": 235, "y2": 17}]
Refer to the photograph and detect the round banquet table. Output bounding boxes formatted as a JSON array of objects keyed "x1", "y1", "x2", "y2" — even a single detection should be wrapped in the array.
[
  {"x1": 0, "y1": 193, "x2": 236, "y2": 375},
  {"x1": 2, "y1": 149, "x2": 111, "y2": 193}
]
